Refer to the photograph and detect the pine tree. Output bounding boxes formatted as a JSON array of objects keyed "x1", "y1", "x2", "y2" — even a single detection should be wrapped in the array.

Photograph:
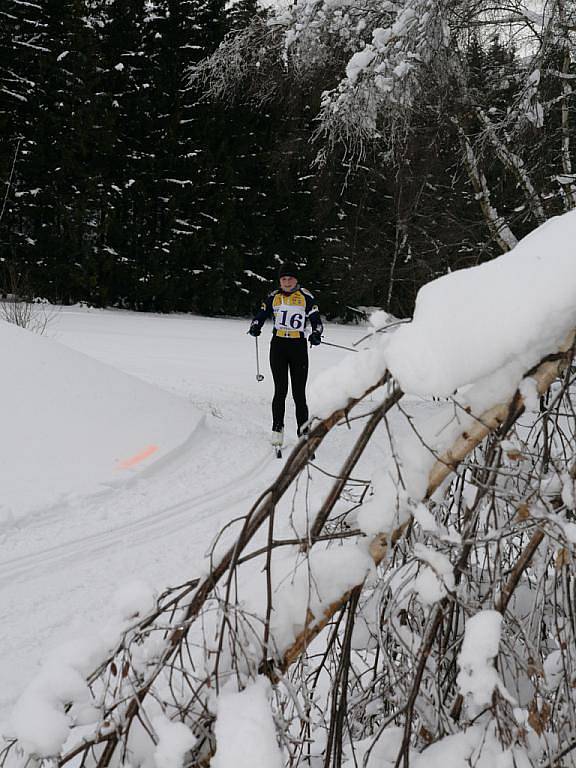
[
  {"x1": 0, "y1": 0, "x2": 44, "y2": 289},
  {"x1": 1, "y1": 0, "x2": 102, "y2": 300}
]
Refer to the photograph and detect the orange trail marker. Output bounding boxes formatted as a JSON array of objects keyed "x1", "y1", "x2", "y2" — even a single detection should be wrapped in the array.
[{"x1": 117, "y1": 444, "x2": 159, "y2": 469}]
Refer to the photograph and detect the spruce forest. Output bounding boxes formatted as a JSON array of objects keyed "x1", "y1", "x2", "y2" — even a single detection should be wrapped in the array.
[{"x1": 2, "y1": 1, "x2": 574, "y2": 318}]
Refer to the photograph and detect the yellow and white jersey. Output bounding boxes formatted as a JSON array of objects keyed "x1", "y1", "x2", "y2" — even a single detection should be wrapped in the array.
[
  {"x1": 272, "y1": 289, "x2": 308, "y2": 338},
  {"x1": 253, "y1": 286, "x2": 323, "y2": 339}
]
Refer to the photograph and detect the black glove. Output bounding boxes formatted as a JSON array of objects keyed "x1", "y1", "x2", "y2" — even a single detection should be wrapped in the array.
[
  {"x1": 309, "y1": 331, "x2": 322, "y2": 347},
  {"x1": 248, "y1": 323, "x2": 261, "y2": 337}
]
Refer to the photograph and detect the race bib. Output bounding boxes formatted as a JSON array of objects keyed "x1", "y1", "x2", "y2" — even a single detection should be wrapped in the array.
[{"x1": 274, "y1": 303, "x2": 305, "y2": 332}]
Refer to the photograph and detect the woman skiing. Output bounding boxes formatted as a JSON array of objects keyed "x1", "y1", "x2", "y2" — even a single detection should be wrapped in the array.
[{"x1": 249, "y1": 262, "x2": 323, "y2": 451}]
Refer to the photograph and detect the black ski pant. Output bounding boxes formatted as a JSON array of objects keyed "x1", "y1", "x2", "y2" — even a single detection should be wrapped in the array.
[{"x1": 269, "y1": 336, "x2": 309, "y2": 433}]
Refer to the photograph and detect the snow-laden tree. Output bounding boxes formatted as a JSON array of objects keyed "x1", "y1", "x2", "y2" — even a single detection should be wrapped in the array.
[
  {"x1": 2, "y1": 210, "x2": 576, "y2": 767},
  {"x1": 194, "y1": 0, "x2": 576, "y2": 256}
]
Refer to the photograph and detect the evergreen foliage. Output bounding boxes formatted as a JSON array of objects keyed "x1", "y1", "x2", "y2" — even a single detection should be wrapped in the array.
[{"x1": 1, "y1": 2, "x2": 574, "y2": 318}]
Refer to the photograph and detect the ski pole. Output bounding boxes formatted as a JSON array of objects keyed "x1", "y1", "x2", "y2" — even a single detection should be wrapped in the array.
[
  {"x1": 320, "y1": 340, "x2": 358, "y2": 353},
  {"x1": 255, "y1": 337, "x2": 264, "y2": 381}
]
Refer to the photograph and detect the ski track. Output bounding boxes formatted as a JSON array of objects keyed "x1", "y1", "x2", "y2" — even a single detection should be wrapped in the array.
[
  {"x1": 0, "y1": 424, "x2": 280, "y2": 721},
  {"x1": 0, "y1": 309, "x2": 366, "y2": 722},
  {"x1": 0, "y1": 446, "x2": 273, "y2": 587}
]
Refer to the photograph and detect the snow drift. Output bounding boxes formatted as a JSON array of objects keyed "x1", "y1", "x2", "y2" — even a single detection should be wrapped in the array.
[{"x1": 0, "y1": 319, "x2": 200, "y2": 524}]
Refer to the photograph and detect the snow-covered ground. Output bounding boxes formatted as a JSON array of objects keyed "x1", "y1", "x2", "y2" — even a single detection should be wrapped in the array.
[
  {"x1": 0, "y1": 307, "x2": 365, "y2": 722},
  {"x1": 4, "y1": 210, "x2": 576, "y2": 767}
]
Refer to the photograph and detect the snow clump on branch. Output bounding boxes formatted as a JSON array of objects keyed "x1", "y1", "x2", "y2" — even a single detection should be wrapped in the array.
[
  {"x1": 310, "y1": 208, "x2": 576, "y2": 408},
  {"x1": 457, "y1": 610, "x2": 513, "y2": 708},
  {"x1": 308, "y1": 208, "x2": 576, "y2": 533},
  {"x1": 5, "y1": 580, "x2": 157, "y2": 758},
  {"x1": 212, "y1": 678, "x2": 283, "y2": 768}
]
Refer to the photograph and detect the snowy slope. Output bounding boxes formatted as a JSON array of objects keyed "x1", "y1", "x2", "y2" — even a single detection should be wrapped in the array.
[
  {"x1": 0, "y1": 318, "x2": 201, "y2": 524},
  {"x1": 0, "y1": 309, "x2": 364, "y2": 722}
]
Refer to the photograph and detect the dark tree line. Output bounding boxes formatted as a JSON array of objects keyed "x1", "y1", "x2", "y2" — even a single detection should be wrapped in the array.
[{"x1": 1, "y1": 1, "x2": 573, "y2": 318}]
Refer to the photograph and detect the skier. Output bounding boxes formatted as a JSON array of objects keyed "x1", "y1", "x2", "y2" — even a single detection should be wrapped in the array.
[{"x1": 249, "y1": 262, "x2": 323, "y2": 453}]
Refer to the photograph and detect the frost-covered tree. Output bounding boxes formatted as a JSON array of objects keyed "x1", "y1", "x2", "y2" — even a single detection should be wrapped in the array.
[{"x1": 196, "y1": 0, "x2": 576, "y2": 261}]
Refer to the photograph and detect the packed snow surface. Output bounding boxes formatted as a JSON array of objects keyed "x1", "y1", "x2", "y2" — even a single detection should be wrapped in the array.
[{"x1": 0, "y1": 308, "x2": 363, "y2": 722}]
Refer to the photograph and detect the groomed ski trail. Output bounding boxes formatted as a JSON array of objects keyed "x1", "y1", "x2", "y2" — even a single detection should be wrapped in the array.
[
  {"x1": 0, "y1": 421, "x2": 281, "y2": 720},
  {"x1": 0, "y1": 443, "x2": 274, "y2": 588},
  {"x1": 0, "y1": 309, "x2": 365, "y2": 723}
]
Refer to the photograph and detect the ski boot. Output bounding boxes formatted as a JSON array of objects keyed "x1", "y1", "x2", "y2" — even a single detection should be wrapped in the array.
[{"x1": 271, "y1": 428, "x2": 284, "y2": 459}]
